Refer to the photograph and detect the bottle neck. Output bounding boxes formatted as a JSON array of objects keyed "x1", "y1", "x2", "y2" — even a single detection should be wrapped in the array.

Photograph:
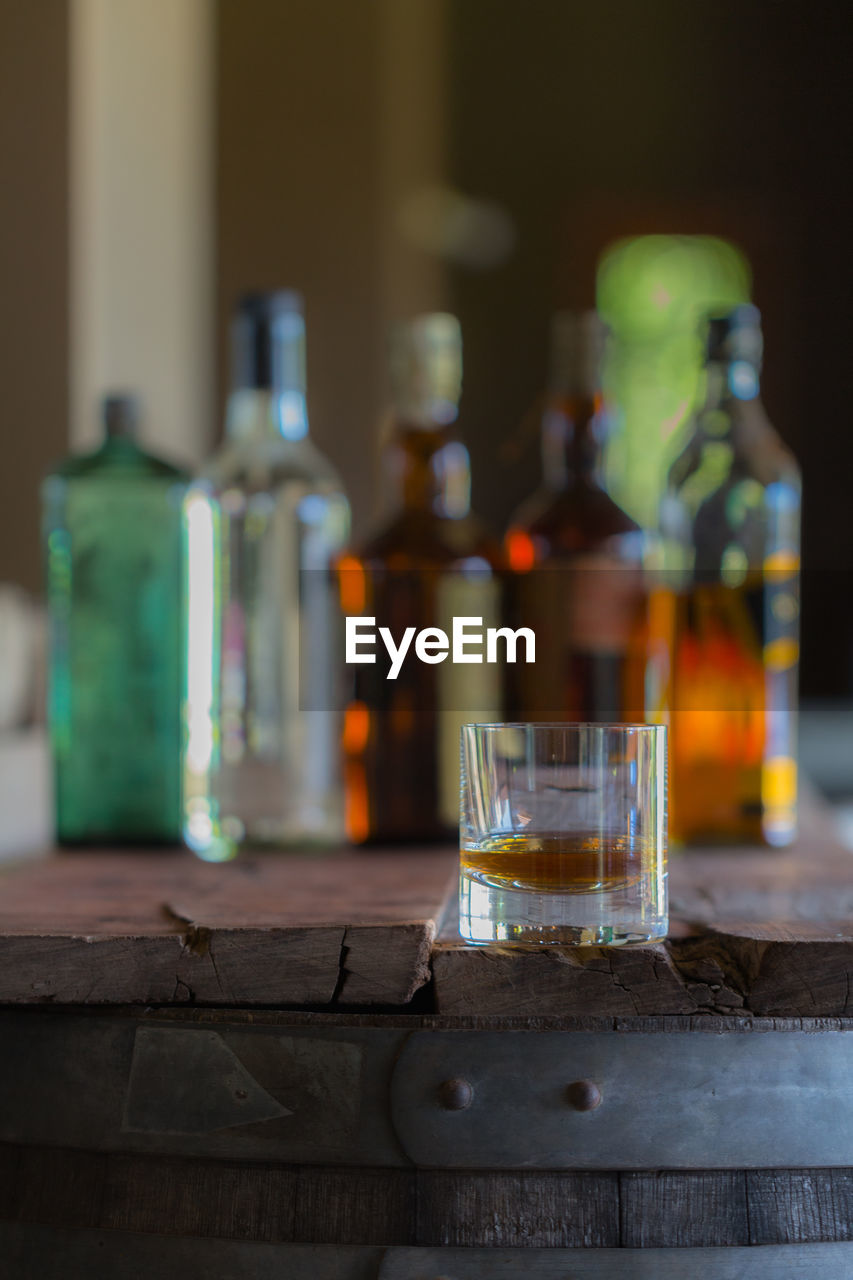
[
  {"x1": 703, "y1": 357, "x2": 761, "y2": 413},
  {"x1": 225, "y1": 388, "x2": 309, "y2": 443},
  {"x1": 541, "y1": 393, "x2": 603, "y2": 490},
  {"x1": 227, "y1": 305, "x2": 309, "y2": 442},
  {"x1": 385, "y1": 312, "x2": 466, "y2": 516},
  {"x1": 102, "y1": 394, "x2": 140, "y2": 442},
  {"x1": 387, "y1": 420, "x2": 471, "y2": 519},
  {"x1": 543, "y1": 311, "x2": 606, "y2": 491}
]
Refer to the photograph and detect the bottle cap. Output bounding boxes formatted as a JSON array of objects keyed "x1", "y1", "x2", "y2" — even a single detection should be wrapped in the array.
[
  {"x1": 231, "y1": 290, "x2": 306, "y2": 391},
  {"x1": 389, "y1": 312, "x2": 462, "y2": 427},
  {"x1": 549, "y1": 311, "x2": 607, "y2": 396},
  {"x1": 101, "y1": 393, "x2": 140, "y2": 439},
  {"x1": 707, "y1": 303, "x2": 763, "y2": 366}
]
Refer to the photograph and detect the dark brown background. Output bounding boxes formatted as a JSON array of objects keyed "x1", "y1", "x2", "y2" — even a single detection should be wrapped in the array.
[{"x1": 0, "y1": 0, "x2": 68, "y2": 593}]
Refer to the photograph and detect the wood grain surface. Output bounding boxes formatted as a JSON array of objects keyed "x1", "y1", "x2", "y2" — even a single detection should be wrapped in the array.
[
  {"x1": 1, "y1": 1142, "x2": 851, "y2": 1249},
  {"x1": 0, "y1": 801, "x2": 850, "y2": 1014},
  {"x1": 0, "y1": 849, "x2": 455, "y2": 1007},
  {"x1": 433, "y1": 920, "x2": 853, "y2": 1016}
]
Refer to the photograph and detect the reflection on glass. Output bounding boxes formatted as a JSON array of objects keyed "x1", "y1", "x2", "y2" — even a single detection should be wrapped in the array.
[
  {"x1": 183, "y1": 292, "x2": 350, "y2": 859},
  {"x1": 659, "y1": 305, "x2": 801, "y2": 846},
  {"x1": 459, "y1": 723, "x2": 668, "y2": 946}
]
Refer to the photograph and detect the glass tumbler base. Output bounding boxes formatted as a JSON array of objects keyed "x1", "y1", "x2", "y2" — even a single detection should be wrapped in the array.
[{"x1": 458, "y1": 874, "x2": 667, "y2": 947}]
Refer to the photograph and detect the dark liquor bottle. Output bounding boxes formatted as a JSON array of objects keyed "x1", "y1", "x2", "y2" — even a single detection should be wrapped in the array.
[
  {"x1": 660, "y1": 304, "x2": 800, "y2": 846},
  {"x1": 43, "y1": 394, "x2": 187, "y2": 843},
  {"x1": 505, "y1": 312, "x2": 649, "y2": 723},
  {"x1": 341, "y1": 313, "x2": 502, "y2": 844},
  {"x1": 183, "y1": 292, "x2": 350, "y2": 856}
]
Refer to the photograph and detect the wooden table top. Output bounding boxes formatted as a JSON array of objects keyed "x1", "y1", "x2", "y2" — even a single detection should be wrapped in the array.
[{"x1": 0, "y1": 802, "x2": 850, "y2": 1017}]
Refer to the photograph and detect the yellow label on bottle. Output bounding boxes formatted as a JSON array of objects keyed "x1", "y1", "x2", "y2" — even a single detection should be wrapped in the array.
[
  {"x1": 764, "y1": 637, "x2": 799, "y2": 672},
  {"x1": 762, "y1": 755, "x2": 797, "y2": 809},
  {"x1": 764, "y1": 549, "x2": 800, "y2": 576},
  {"x1": 436, "y1": 572, "x2": 502, "y2": 828}
]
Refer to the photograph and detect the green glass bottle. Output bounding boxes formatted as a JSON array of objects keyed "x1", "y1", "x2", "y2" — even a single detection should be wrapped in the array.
[{"x1": 43, "y1": 394, "x2": 188, "y2": 843}]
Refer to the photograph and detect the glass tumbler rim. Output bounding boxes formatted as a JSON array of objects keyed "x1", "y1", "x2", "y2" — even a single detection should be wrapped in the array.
[{"x1": 461, "y1": 721, "x2": 666, "y2": 734}]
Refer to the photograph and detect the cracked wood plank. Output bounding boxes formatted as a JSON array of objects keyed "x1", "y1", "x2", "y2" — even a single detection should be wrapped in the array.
[
  {"x1": 434, "y1": 922, "x2": 853, "y2": 1018},
  {"x1": 432, "y1": 942, "x2": 698, "y2": 1016},
  {"x1": 1, "y1": 805, "x2": 850, "y2": 1014},
  {"x1": 435, "y1": 801, "x2": 853, "y2": 1017},
  {"x1": 0, "y1": 929, "x2": 347, "y2": 1005},
  {"x1": 0, "y1": 849, "x2": 456, "y2": 1007},
  {"x1": 671, "y1": 922, "x2": 853, "y2": 1017},
  {"x1": 0, "y1": 934, "x2": 186, "y2": 1004},
  {"x1": 334, "y1": 923, "x2": 436, "y2": 1006}
]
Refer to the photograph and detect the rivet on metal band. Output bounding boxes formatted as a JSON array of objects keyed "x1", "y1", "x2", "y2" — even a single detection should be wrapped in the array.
[
  {"x1": 437, "y1": 1077, "x2": 474, "y2": 1111},
  {"x1": 566, "y1": 1079, "x2": 602, "y2": 1111}
]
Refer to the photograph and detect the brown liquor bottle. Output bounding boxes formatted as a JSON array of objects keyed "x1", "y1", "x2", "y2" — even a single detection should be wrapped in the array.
[
  {"x1": 505, "y1": 312, "x2": 650, "y2": 723},
  {"x1": 660, "y1": 305, "x2": 800, "y2": 846},
  {"x1": 340, "y1": 314, "x2": 502, "y2": 844}
]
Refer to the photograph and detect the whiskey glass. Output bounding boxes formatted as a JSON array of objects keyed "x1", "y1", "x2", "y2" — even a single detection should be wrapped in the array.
[{"x1": 459, "y1": 723, "x2": 667, "y2": 946}]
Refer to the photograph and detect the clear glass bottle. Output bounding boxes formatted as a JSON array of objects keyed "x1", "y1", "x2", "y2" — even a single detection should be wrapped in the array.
[
  {"x1": 43, "y1": 394, "x2": 187, "y2": 843},
  {"x1": 184, "y1": 291, "x2": 350, "y2": 857},
  {"x1": 660, "y1": 304, "x2": 801, "y2": 846},
  {"x1": 504, "y1": 312, "x2": 650, "y2": 723},
  {"x1": 340, "y1": 313, "x2": 503, "y2": 844}
]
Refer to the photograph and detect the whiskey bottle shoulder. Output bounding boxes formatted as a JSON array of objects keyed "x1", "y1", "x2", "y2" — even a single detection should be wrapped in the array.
[
  {"x1": 357, "y1": 508, "x2": 501, "y2": 569},
  {"x1": 509, "y1": 482, "x2": 639, "y2": 559}
]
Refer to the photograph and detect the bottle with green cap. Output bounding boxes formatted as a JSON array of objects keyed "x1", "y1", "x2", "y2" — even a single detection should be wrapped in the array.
[
  {"x1": 660, "y1": 304, "x2": 801, "y2": 847},
  {"x1": 43, "y1": 393, "x2": 188, "y2": 844},
  {"x1": 183, "y1": 291, "x2": 350, "y2": 858}
]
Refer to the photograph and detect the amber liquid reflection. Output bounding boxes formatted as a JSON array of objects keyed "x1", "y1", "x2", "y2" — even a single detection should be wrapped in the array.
[
  {"x1": 461, "y1": 831, "x2": 652, "y2": 895},
  {"x1": 666, "y1": 577, "x2": 797, "y2": 846}
]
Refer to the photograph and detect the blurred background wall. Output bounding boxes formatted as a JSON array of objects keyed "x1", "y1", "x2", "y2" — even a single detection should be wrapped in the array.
[
  {"x1": 0, "y1": 0, "x2": 850, "y2": 699},
  {"x1": 216, "y1": 0, "x2": 449, "y2": 536},
  {"x1": 69, "y1": 0, "x2": 213, "y2": 459},
  {"x1": 0, "y1": 0, "x2": 68, "y2": 593}
]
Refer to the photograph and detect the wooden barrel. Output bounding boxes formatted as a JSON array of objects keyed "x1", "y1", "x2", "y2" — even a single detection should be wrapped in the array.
[
  {"x1": 0, "y1": 1007, "x2": 851, "y2": 1277},
  {"x1": 0, "y1": 823, "x2": 851, "y2": 1276}
]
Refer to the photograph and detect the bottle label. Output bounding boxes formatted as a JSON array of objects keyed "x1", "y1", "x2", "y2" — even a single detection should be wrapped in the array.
[
  {"x1": 341, "y1": 562, "x2": 507, "y2": 842},
  {"x1": 508, "y1": 555, "x2": 648, "y2": 723},
  {"x1": 435, "y1": 571, "x2": 503, "y2": 827},
  {"x1": 565, "y1": 552, "x2": 646, "y2": 652}
]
